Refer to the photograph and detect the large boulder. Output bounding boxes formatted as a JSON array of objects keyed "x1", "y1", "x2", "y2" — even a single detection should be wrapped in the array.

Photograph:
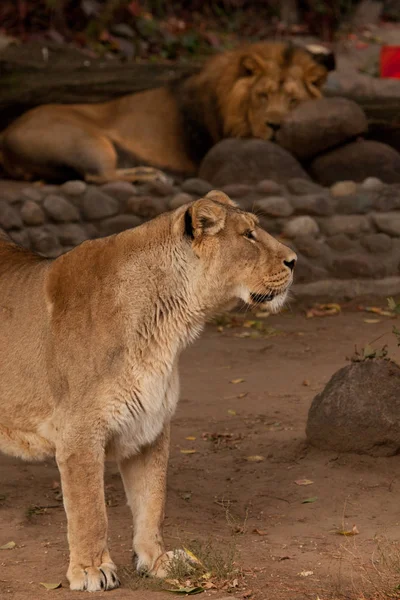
[
  {"x1": 276, "y1": 97, "x2": 367, "y2": 161},
  {"x1": 306, "y1": 360, "x2": 400, "y2": 457},
  {"x1": 310, "y1": 140, "x2": 400, "y2": 185},
  {"x1": 198, "y1": 139, "x2": 310, "y2": 186}
]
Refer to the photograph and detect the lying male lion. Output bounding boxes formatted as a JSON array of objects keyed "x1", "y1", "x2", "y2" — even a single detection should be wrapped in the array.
[
  {"x1": 0, "y1": 191, "x2": 296, "y2": 591},
  {"x1": 0, "y1": 42, "x2": 333, "y2": 183}
]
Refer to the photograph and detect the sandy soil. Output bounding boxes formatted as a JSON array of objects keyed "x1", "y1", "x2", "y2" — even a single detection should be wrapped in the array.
[{"x1": 1, "y1": 306, "x2": 400, "y2": 600}]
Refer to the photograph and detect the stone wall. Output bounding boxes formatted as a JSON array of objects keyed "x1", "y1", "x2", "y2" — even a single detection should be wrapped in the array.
[{"x1": 2, "y1": 175, "x2": 400, "y2": 299}]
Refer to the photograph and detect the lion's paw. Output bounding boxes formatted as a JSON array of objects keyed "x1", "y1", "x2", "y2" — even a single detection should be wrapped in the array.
[
  {"x1": 69, "y1": 562, "x2": 120, "y2": 592},
  {"x1": 143, "y1": 549, "x2": 194, "y2": 579}
]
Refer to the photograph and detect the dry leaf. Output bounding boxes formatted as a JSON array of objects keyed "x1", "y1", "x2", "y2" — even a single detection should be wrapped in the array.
[
  {"x1": 237, "y1": 392, "x2": 248, "y2": 399},
  {"x1": 302, "y1": 379, "x2": 310, "y2": 386},
  {"x1": 227, "y1": 409, "x2": 237, "y2": 416},
  {"x1": 298, "y1": 570, "x2": 314, "y2": 577},
  {"x1": 246, "y1": 455, "x2": 265, "y2": 462},
  {"x1": 306, "y1": 303, "x2": 341, "y2": 318},
  {"x1": 302, "y1": 497, "x2": 318, "y2": 504},
  {"x1": 185, "y1": 436, "x2": 196, "y2": 441},
  {"x1": 360, "y1": 306, "x2": 394, "y2": 317},
  {"x1": 0, "y1": 541, "x2": 16, "y2": 550},
  {"x1": 183, "y1": 548, "x2": 204, "y2": 567},
  {"x1": 180, "y1": 449, "x2": 196, "y2": 455},
  {"x1": 40, "y1": 582, "x2": 62, "y2": 590},
  {"x1": 336, "y1": 525, "x2": 359, "y2": 536},
  {"x1": 364, "y1": 318, "x2": 381, "y2": 324},
  {"x1": 295, "y1": 479, "x2": 313, "y2": 486},
  {"x1": 230, "y1": 378, "x2": 245, "y2": 384},
  {"x1": 253, "y1": 528, "x2": 268, "y2": 536}
]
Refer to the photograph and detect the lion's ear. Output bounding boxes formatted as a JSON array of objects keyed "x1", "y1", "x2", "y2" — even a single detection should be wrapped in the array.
[
  {"x1": 205, "y1": 190, "x2": 236, "y2": 207},
  {"x1": 189, "y1": 199, "x2": 226, "y2": 237},
  {"x1": 305, "y1": 44, "x2": 336, "y2": 72},
  {"x1": 239, "y1": 54, "x2": 265, "y2": 77},
  {"x1": 304, "y1": 63, "x2": 329, "y2": 97}
]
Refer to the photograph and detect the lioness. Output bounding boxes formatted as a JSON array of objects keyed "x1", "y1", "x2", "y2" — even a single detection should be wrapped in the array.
[
  {"x1": 0, "y1": 42, "x2": 334, "y2": 183},
  {"x1": 0, "y1": 191, "x2": 296, "y2": 591}
]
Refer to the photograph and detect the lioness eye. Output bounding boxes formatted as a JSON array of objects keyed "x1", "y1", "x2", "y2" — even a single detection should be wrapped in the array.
[{"x1": 244, "y1": 230, "x2": 256, "y2": 240}]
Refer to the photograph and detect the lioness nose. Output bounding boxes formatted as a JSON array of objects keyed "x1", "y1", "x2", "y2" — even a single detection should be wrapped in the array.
[
  {"x1": 283, "y1": 257, "x2": 296, "y2": 272},
  {"x1": 267, "y1": 122, "x2": 281, "y2": 132}
]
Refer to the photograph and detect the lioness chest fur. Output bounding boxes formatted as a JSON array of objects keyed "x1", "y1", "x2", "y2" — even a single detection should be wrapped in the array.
[{"x1": 0, "y1": 191, "x2": 296, "y2": 591}]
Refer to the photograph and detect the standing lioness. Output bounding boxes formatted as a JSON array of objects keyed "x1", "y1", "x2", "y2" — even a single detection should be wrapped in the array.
[{"x1": 0, "y1": 191, "x2": 296, "y2": 591}]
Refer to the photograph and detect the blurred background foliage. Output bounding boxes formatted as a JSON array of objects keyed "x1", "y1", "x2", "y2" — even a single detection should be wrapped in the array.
[{"x1": 0, "y1": 0, "x2": 380, "y2": 60}]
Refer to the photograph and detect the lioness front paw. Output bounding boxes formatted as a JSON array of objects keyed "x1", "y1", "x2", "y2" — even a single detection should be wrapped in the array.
[
  {"x1": 68, "y1": 562, "x2": 120, "y2": 592},
  {"x1": 138, "y1": 549, "x2": 193, "y2": 579}
]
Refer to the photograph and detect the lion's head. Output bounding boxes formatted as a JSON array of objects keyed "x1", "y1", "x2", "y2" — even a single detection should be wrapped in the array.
[
  {"x1": 187, "y1": 42, "x2": 334, "y2": 144},
  {"x1": 173, "y1": 190, "x2": 296, "y2": 314}
]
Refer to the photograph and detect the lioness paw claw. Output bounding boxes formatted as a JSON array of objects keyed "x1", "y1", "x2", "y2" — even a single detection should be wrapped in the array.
[{"x1": 69, "y1": 562, "x2": 120, "y2": 592}]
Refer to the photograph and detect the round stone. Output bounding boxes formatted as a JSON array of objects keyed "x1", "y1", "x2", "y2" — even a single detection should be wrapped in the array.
[
  {"x1": 101, "y1": 181, "x2": 138, "y2": 201},
  {"x1": 60, "y1": 180, "x2": 87, "y2": 196},
  {"x1": 283, "y1": 216, "x2": 319, "y2": 238},
  {"x1": 290, "y1": 193, "x2": 335, "y2": 216},
  {"x1": 0, "y1": 201, "x2": 23, "y2": 230},
  {"x1": 169, "y1": 193, "x2": 193, "y2": 210},
  {"x1": 220, "y1": 184, "x2": 254, "y2": 198},
  {"x1": 126, "y1": 197, "x2": 167, "y2": 219},
  {"x1": 326, "y1": 234, "x2": 357, "y2": 252},
  {"x1": 43, "y1": 195, "x2": 80, "y2": 222},
  {"x1": 372, "y1": 212, "x2": 400, "y2": 237},
  {"x1": 20, "y1": 200, "x2": 46, "y2": 226},
  {"x1": 361, "y1": 233, "x2": 392, "y2": 253},
  {"x1": 100, "y1": 215, "x2": 142, "y2": 236},
  {"x1": 361, "y1": 177, "x2": 384, "y2": 191},
  {"x1": 82, "y1": 189, "x2": 119, "y2": 220},
  {"x1": 253, "y1": 196, "x2": 293, "y2": 217},
  {"x1": 256, "y1": 180, "x2": 283, "y2": 196},
  {"x1": 286, "y1": 178, "x2": 324, "y2": 195},
  {"x1": 57, "y1": 223, "x2": 88, "y2": 246},
  {"x1": 19, "y1": 187, "x2": 43, "y2": 202},
  {"x1": 28, "y1": 227, "x2": 62, "y2": 257},
  {"x1": 181, "y1": 178, "x2": 213, "y2": 196},
  {"x1": 330, "y1": 181, "x2": 358, "y2": 197}
]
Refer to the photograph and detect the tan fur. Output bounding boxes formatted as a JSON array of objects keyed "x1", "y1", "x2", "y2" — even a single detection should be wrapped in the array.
[
  {"x1": 0, "y1": 42, "x2": 329, "y2": 182},
  {"x1": 0, "y1": 191, "x2": 296, "y2": 591}
]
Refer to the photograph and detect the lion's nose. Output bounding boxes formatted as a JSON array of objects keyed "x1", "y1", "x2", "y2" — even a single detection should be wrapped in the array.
[
  {"x1": 267, "y1": 122, "x2": 281, "y2": 132},
  {"x1": 283, "y1": 254, "x2": 297, "y2": 272}
]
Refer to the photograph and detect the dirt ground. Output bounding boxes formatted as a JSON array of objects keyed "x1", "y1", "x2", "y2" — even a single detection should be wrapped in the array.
[{"x1": 1, "y1": 306, "x2": 400, "y2": 600}]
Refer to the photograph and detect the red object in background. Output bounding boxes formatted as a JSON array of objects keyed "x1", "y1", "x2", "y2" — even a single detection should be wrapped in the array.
[{"x1": 380, "y1": 46, "x2": 400, "y2": 79}]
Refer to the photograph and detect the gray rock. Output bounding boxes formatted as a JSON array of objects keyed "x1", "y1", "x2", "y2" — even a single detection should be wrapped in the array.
[
  {"x1": 0, "y1": 201, "x2": 23, "y2": 229},
  {"x1": 101, "y1": 181, "x2": 137, "y2": 201},
  {"x1": 294, "y1": 255, "x2": 328, "y2": 283},
  {"x1": 82, "y1": 188, "x2": 119, "y2": 220},
  {"x1": 372, "y1": 187, "x2": 400, "y2": 212},
  {"x1": 311, "y1": 141, "x2": 400, "y2": 185},
  {"x1": 336, "y1": 192, "x2": 373, "y2": 214},
  {"x1": 326, "y1": 234, "x2": 358, "y2": 252},
  {"x1": 145, "y1": 179, "x2": 175, "y2": 197},
  {"x1": 199, "y1": 139, "x2": 310, "y2": 186},
  {"x1": 292, "y1": 235, "x2": 322, "y2": 258},
  {"x1": 306, "y1": 360, "x2": 400, "y2": 457},
  {"x1": 126, "y1": 196, "x2": 167, "y2": 219},
  {"x1": 283, "y1": 216, "x2": 319, "y2": 238},
  {"x1": 332, "y1": 254, "x2": 383, "y2": 278},
  {"x1": 330, "y1": 181, "x2": 358, "y2": 197},
  {"x1": 253, "y1": 196, "x2": 293, "y2": 218},
  {"x1": 9, "y1": 229, "x2": 30, "y2": 248},
  {"x1": 19, "y1": 187, "x2": 43, "y2": 202},
  {"x1": 286, "y1": 178, "x2": 324, "y2": 195},
  {"x1": 372, "y1": 212, "x2": 400, "y2": 236},
  {"x1": 290, "y1": 193, "x2": 334, "y2": 216},
  {"x1": 20, "y1": 200, "x2": 46, "y2": 226},
  {"x1": 29, "y1": 227, "x2": 62, "y2": 257},
  {"x1": 181, "y1": 178, "x2": 213, "y2": 196},
  {"x1": 277, "y1": 97, "x2": 368, "y2": 160},
  {"x1": 99, "y1": 215, "x2": 142, "y2": 236},
  {"x1": 60, "y1": 180, "x2": 87, "y2": 196},
  {"x1": 256, "y1": 180, "x2": 283, "y2": 196},
  {"x1": 361, "y1": 233, "x2": 392, "y2": 253},
  {"x1": 361, "y1": 177, "x2": 384, "y2": 191},
  {"x1": 220, "y1": 184, "x2": 254, "y2": 198},
  {"x1": 320, "y1": 215, "x2": 371, "y2": 237},
  {"x1": 169, "y1": 193, "x2": 193, "y2": 210},
  {"x1": 43, "y1": 195, "x2": 80, "y2": 222},
  {"x1": 57, "y1": 223, "x2": 88, "y2": 246}
]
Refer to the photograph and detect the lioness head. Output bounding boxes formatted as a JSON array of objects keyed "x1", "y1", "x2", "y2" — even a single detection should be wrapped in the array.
[
  {"x1": 200, "y1": 42, "x2": 334, "y2": 142},
  {"x1": 174, "y1": 190, "x2": 296, "y2": 313}
]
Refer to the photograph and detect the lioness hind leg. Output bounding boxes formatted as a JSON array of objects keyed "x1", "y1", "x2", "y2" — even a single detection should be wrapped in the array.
[
  {"x1": 118, "y1": 424, "x2": 170, "y2": 576},
  {"x1": 56, "y1": 440, "x2": 120, "y2": 591},
  {"x1": 86, "y1": 166, "x2": 170, "y2": 185}
]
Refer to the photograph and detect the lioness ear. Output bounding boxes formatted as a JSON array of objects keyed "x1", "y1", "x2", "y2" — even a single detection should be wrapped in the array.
[
  {"x1": 189, "y1": 199, "x2": 226, "y2": 238},
  {"x1": 240, "y1": 54, "x2": 265, "y2": 77},
  {"x1": 205, "y1": 190, "x2": 237, "y2": 207}
]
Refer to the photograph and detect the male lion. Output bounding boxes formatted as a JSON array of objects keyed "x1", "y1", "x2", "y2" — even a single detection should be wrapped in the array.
[
  {"x1": 0, "y1": 191, "x2": 296, "y2": 591},
  {"x1": 0, "y1": 42, "x2": 334, "y2": 183}
]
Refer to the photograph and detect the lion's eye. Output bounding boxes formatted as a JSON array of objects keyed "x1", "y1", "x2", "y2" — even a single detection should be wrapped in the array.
[
  {"x1": 244, "y1": 230, "x2": 256, "y2": 241},
  {"x1": 258, "y1": 92, "x2": 268, "y2": 100}
]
